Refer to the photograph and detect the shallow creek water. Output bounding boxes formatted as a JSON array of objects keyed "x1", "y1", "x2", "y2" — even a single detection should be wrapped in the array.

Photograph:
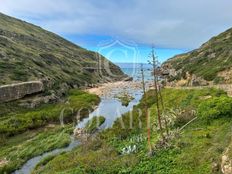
[{"x1": 13, "y1": 87, "x2": 143, "y2": 174}]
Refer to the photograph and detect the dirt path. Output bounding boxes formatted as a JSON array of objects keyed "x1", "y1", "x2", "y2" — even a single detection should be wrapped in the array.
[
  {"x1": 166, "y1": 84, "x2": 232, "y2": 97},
  {"x1": 215, "y1": 84, "x2": 232, "y2": 97}
]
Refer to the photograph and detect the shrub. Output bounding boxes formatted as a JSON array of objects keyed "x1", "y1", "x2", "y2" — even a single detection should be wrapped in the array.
[
  {"x1": 174, "y1": 107, "x2": 196, "y2": 127},
  {"x1": 197, "y1": 96, "x2": 232, "y2": 120},
  {"x1": 213, "y1": 76, "x2": 225, "y2": 84}
]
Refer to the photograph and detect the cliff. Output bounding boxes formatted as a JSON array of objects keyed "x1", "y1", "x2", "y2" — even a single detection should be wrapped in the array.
[{"x1": 162, "y1": 27, "x2": 232, "y2": 85}]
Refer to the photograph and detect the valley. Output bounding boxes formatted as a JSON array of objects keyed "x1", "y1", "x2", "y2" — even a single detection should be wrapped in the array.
[{"x1": 0, "y1": 6, "x2": 232, "y2": 174}]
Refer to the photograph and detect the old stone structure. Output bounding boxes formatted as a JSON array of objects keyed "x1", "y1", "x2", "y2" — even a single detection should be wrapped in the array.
[{"x1": 0, "y1": 81, "x2": 44, "y2": 103}]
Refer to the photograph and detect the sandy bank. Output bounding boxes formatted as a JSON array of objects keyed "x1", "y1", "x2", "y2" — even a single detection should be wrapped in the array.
[{"x1": 86, "y1": 80, "x2": 154, "y2": 98}]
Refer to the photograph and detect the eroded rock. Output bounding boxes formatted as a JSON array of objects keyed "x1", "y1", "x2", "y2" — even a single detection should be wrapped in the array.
[
  {"x1": 0, "y1": 81, "x2": 44, "y2": 103},
  {"x1": 221, "y1": 148, "x2": 232, "y2": 174}
]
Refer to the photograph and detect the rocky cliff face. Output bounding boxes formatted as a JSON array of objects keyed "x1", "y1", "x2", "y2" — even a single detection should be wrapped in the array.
[
  {"x1": 162, "y1": 27, "x2": 232, "y2": 85},
  {"x1": 0, "y1": 81, "x2": 43, "y2": 103}
]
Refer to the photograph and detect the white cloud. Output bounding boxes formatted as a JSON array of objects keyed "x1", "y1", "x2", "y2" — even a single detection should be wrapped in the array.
[{"x1": 0, "y1": 0, "x2": 232, "y2": 49}]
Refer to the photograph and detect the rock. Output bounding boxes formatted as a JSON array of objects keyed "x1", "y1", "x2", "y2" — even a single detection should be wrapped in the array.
[
  {"x1": 46, "y1": 124, "x2": 56, "y2": 128},
  {"x1": 124, "y1": 76, "x2": 133, "y2": 81},
  {"x1": 212, "y1": 162, "x2": 220, "y2": 173},
  {"x1": 0, "y1": 51, "x2": 6, "y2": 59},
  {"x1": 74, "y1": 128, "x2": 86, "y2": 137},
  {"x1": 18, "y1": 93, "x2": 59, "y2": 108},
  {"x1": 221, "y1": 149, "x2": 232, "y2": 174},
  {"x1": 0, "y1": 81, "x2": 44, "y2": 103},
  {"x1": 0, "y1": 159, "x2": 8, "y2": 167}
]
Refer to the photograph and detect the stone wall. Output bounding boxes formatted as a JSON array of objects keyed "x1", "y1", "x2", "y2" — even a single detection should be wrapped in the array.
[{"x1": 0, "y1": 81, "x2": 44, "y2": 103}]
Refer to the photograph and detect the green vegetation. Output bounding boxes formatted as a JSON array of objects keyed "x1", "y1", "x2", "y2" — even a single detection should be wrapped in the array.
[
  {"x1": 85, "y1": 116, "x2": 106, "y2": 134},
  {"x1": 0, "y1": 90, "x2": 100, "y2": 137},
  {"x1": 0, "y1": 125, "x2": 73, "y2": 173},
  {"x1": 0, "y1": 12, "x2": 125, "y2": 88},
  {"x1": 0, "y1": 12, "x2": 127, "y2": 174},
  {"x1": 33, "y1": 154, "x2": 57, "y2": 172},
  {"x1": 164, "y1": 27, "x2": 232, "y2": 82},
  {"x1": 198, "y1": 96, "x2": 232, "y2": 120},
  {"x1": 115, "y1": 92, "x2": 134, "y2": 106},
  {"x1": 141, "y1": 118, "x2": 232, "y2": 174},
  {"x1": 32, "y1": 137, "x2": 138, "y2": 174},
  {"x1": 0, "y1": 90, "x2": 100, "y2": 173},
  {"x1": 0, "y1": 11, "x2": 231, "y2": 174},
  {"x1": 32, "y1": 88, "x2": 232, "y2": 173}
]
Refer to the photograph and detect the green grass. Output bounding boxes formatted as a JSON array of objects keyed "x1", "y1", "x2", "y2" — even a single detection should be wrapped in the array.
[
  {"x1": 85, "y1": 116, "x2": 106, "y2": 134},
  {"x1": 0, "y1": 90, "x2": 100, "y2": 137},
  {"x1": 33, "y1": 154, "x2": 58, "y2": 173},
  {"x1": 0, "y1": 90, "x2": 100, "y2": 173},
  {"x1": 108, "y1": 88, "x2": 226, "y2": 139},
  {"x1": 198, "y1": 96, "x2": 232, "y2": 120},
  {"x1": 31, "y1": 88, "x2": 232, "y2": 174},
  {"x1": 32, "y1": 137, "x2": 138, "y2": 174},
  {"x1": 0, "y1": 125, "x2": 73, "y2": 173},
  {"x1": 148, "y1": 118, "x2": 232, "y2": 174}
]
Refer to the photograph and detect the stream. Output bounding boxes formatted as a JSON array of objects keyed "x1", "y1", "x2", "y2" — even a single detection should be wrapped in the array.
[{"x1": 13, "y1": 87, "x2": 143, "y2": 174}]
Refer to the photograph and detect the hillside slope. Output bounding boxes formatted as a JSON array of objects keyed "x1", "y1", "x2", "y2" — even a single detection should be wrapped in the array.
[
  {"x1": 0, "y1": 13, "x2": 126, "y2": 89},
  {"x1": 163, "y1": 28, "x2": 232, "y2": 84}
]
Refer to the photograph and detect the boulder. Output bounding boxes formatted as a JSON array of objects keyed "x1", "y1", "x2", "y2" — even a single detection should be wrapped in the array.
[
  {"x1": 221, "y1": 145, "x2": 232, "y2": 174},
  {"x1": 0, "y1": 81, "x2": 44, "y2": 103}
]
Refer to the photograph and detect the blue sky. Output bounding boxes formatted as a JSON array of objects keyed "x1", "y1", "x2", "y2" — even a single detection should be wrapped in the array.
[
  {"x1": 0, "y1": 0, "x2": 232, "y2": 63},
  {"x1": 63, "y1": 34, "x2": 187, "y2": 63}
]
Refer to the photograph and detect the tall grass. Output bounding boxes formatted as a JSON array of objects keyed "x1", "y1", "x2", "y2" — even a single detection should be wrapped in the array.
[
  {"x1": 0, "y1": 125, "x2": 72, "y2": 173},
  {"x1": 0, "y1": 90, "x2": 100, "y2": 137}
]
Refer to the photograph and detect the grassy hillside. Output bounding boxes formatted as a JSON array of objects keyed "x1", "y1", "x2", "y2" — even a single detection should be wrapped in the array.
[
  {"x1": 31, "y1": 88, "x2": 232, "y2": 174},
  {"x1": 163, "y1": 28, "x2": 232, "y2": 84},
  {"x1": 0, "y1": 13, "x2": 126, "y2": 88}
]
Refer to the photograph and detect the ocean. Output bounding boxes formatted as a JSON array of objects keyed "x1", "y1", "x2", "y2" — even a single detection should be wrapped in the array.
[{"x1": 116, "y1": 63, "x2": 153, "y2": 81}]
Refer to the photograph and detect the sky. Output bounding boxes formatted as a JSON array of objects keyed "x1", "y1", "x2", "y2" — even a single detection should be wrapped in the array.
[{"x1": 0, "y1": 0, "x2": 232, "y2": 63}]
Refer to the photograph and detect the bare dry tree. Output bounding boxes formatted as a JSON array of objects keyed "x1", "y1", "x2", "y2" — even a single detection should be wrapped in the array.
[
  {"x1": 140, "y1": 64, "x2": 152, "y2": 155},
  {"x1": 158, "y1": 83, "x2": 170, "y2": 137},
  {"x1": 155, "y1": 61, "x2": 169, "y2": 137},
  {"x1": 149, "y1": 47, "x2": 165, "y2": 140}
]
